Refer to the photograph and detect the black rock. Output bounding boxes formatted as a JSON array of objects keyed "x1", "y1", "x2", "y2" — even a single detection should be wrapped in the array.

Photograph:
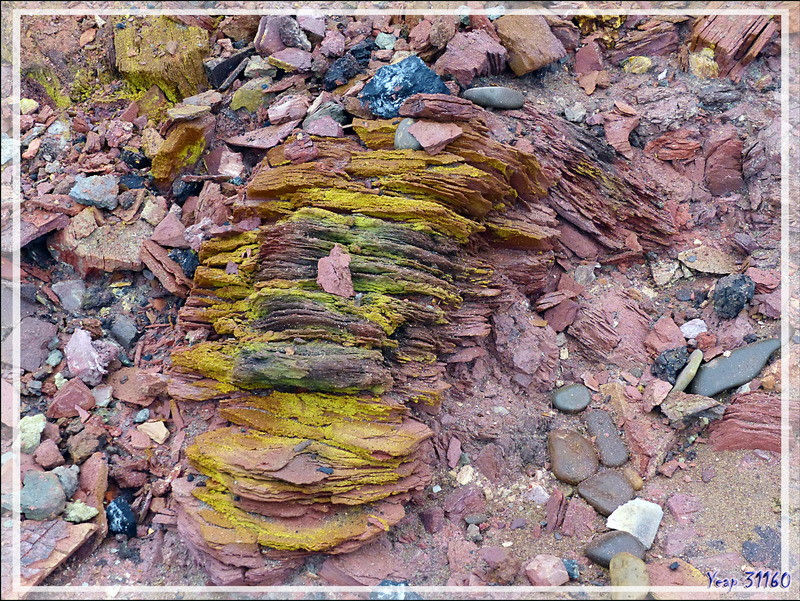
[
  {"x1": 119, "y1": 148, "x2": 150, "y2": 169},
  {"x1": 204, "y1": 48, "x2": 254, "y2": 89},
  {"x1": 651, "y1": 346, "x2": 689, "y2": 385},
  {"x1": 359, "y1": 56, "x2": 450, "y2": 118},
  {"x1": 713, "y1": 274, "x2": 755, "y2": 319},
  {"x1": 324, "y1": 53, "x2": 363, "y2": 91},
  {"x1": 350, "y1": 39, "x2": 377, "y2": 66},
  {"x1": 168, "y1": 248, "x2": 200, "y2": 279},
  {"x1": 82, "y1": 285, "x2": 115, "y2": 310},
  {"x1": 171, "y1": 179, "x2": 203, "y2": 205},
  {"x1": 119, "y1": 174, "x2": 147, "y2": 191},
  {"x1": 106, "y1": 497, "x2": 137, "y2": 538}
]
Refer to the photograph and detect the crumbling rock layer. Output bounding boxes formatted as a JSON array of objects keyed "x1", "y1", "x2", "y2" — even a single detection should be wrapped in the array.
[{"x1": 168, "y1": 94, "x2": 675, "y2": 585}]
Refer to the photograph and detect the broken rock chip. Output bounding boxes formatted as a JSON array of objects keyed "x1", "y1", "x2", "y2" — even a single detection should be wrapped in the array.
[
  {"x1": 140, "y1": 240, "x2": 193, "y2": 297},
  {"x1": 678, "y1": 245, "x2": 737, "y2": 274},
  {"x1": 46, "y1": 377, "x2": 96, "y2": 418},
  {"x1": 316, "y1": 243, "x2": 354, "y2": 298},
  {"x1": 68, "y1": 174, "x2": 119, "y2": 211},
  {"x1": 607, "y1": 498, "x2": 663, "y2": 549},
  {"x1": 64, "y1": 329, "x2": 107, "y2": 386},
  {"x1": 137, "y1": 421, "x2": 170, "y2": 444},
  {"x1": 708, "y1": 391, "x2": 783, "y2": 453},
  {"x1": 150, "y1": 212, "x2": 188, "y2": 248},
  {"x1": 493, "y1": 15, "x2": 566, "y2": 76},
  {"x1": 226, "y1": 120, "x2": 300, "y2": 150},
  {"x1": 20, "y1": 519, "x2": 98, "y2": 587},
  {"x1": 107, "y1": 366, "x2": 169, "y2": 406},
  {"x1": 433, "y1": 29, "x2": 508, "y2": 87},
  {"x1": 659, "y1": 390, "x2": 720, "y2": 427},
  {"x1": 406, "y1": 120, "x2": 463, "y2": 155}
]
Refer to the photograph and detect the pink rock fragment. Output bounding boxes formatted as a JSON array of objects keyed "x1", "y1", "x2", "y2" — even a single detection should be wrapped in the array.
[
  {"x1": 151, "y1": 212, "x2": 188, "y2": 248},
  {"x1": 254, "y1": 15, "x2": 286, "y2": 56},
  {"x1": 666, "y1": 493, "x2": 702, "y2": 525},
  {"x1": 46, "y1": 377, "x2": 96, "y2": 418},
  {"x1": 574, "y1": 42, "x2": 604, "y2": 75},
  {"x1": 305, "y1": 115, "x2": 344, "y2": 137},
  {"x1": 267, "y1": 96, "x2": 309, "y2": 125},
  {"x1": 316, "y1": 243, "x2": 354, "y2": 298},
  {"x1": 560, "y1": 497, "x2": 600, "y2": 538},
  {"x1": 433, "y1": 29, "x2": 508, "y2": 87},
  {"x1": 447, "y1": 437, "x2": 462, "y2": 469},
  {"x1": 33, "y1": 439, "x2": 65, "y2": 469},
  {"x1": 65, "y1": 329, "x2": 107, "y2": 386},
  {"x1": 226, "y1": 120, "x2": 300, "y2": 150},
  {"x1": 420, "y1": 506, "x2": 446, "y2": 533},
  {"x1": 642, "y1": 379, "x2": 672, "y2": 412},
  {"x1": 525, "y1": 554, "x2": 570, "y2": 586},
  {"x1": 204, "y1": 145, "x2": 244, "y2": 178},
  {"x1": 645, "y1": 316, "x2": 686, "y2": 356},
  {"x1": 479, "y1": 546, "x2": 509, "y2": 569},
  {"x1": 320, "y1": 29, "x2": 346, "y2": 57},
  {"x1": 407, "y1": 121, "x2": 463, "y2": 155},
  {"x1": 543, "y1": 299, "x2": 579, "y2": 333},
  {"x1": 270, "y1": 48, "x2": 312, "y2": 72}
]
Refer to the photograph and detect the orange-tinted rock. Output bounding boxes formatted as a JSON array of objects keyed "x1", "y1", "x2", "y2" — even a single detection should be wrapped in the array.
[
  {"x1": 33, "y1": 439, "x2": 65, "y2": 469},
  {"x1": 494, "y1": 15, "x2": 566, "y2": 76},
  {"x1": 645, "y1": 316, "x2": 686, "y2": 356}
]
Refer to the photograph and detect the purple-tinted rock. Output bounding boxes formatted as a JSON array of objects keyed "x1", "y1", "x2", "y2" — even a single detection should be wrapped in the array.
[
  {"x1": 46, "y1": 377, "x2": 96, "y2": 418},
  {"x1": 64, "y1": 328, "x2": 106, "y2": 386},
  {"x1": 420, "y1": 506, "x2": 446, "y2": 534},
  {"x1": 434, "y1": 29, "x2": 508, "y2": 87},
  {"x1": 151, "y1": 212, "x2": 188, "y2": 248},
  {"x1": 51, "y1": 279, "x2": 86, "y2": 313}
]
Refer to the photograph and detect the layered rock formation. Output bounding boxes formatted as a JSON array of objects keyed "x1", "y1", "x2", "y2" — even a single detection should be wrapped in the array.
[{"x1": 168, "y1": 94, "x2": 675, "y2": 584}]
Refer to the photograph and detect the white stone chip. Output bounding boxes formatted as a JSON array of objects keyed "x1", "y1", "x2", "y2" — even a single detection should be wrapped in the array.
[{"x1": 606, "y1": 498, "x2": 663, "y2": 549}]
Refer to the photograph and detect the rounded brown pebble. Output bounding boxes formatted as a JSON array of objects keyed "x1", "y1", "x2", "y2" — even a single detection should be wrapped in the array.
[
  {"x1": 548, "y1": 430, "x2": 599, "y2": 485},
  {"x1": 578, "y1": 470, "x2": 634, "y2": 516}
]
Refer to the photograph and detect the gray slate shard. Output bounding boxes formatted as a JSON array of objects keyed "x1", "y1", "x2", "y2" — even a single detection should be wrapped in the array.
[
  {"x1": 688, "y1": 338, "x2": 780, "y2": 397},
  {"x1": 359, "y1": 56, "x2": 450, "y2": 118}
]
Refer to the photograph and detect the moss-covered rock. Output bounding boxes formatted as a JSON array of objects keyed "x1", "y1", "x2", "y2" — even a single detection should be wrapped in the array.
[
  {"x1": 114, "y1": 16, "x2": 209, "y2": 102},
  {"x1": 151, "y1": 115, "x2": 215, "y2": 183}
]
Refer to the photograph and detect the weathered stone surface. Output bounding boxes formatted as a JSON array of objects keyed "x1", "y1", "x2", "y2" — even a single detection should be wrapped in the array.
[
  {"x1": 21, "y1": 471, "x2": 66, "y2": 520},
  {"x1": 19, "y1": 414, "x2": 47, "y2": 454},
  {"x1": 525, "y1": 554, "x2": 569, "y2": 586},
  {"x1": 114, "y1": 16, "x2": 209, "y2": 102},
  {"x1": 585, "y1": 531, "x2": 646, "y2": 568},
  {"x1": 607, "y1": 499, "x2": 663, "y2": 549},
  {"x1": 230, "y1": 77, "x2": 273, "y2": 112},
  {"x1": 434, "y1": 30, "x2": 507, "y2": 87},
  {"x1": 671, "y1": 349, "x2": 705, "y2": 394},
  {"x1": 704, "y1": 123, "x2": 744, "y2": 195},
  {"x1": 316, "y1": 243, "x2": 354, "y2": 298},
  {"x1": 713, "y1": 273, "x2": 755, "y2": 318},
  {"x1": 64, "y1": 329, "x2": 107, "y2": 386},
  {"x1": 394, "y1": 118, "x2": 423, "y2": 151},
  {"x1": 494, "y1": 15, "x2": 566, "y2": 76},
  {"x1": 268, "y1": 48, "x2": 312, "y2": 73},
  {"x1": 151, "y1": 212, "x2": 188, "y2": 248},
  {"x1": 255, "y1": 15, "x2": 287, "y2": 56},
  {"x1": 420, "y1": 506, "x2": 446, "y2": 534},
  {"x1": 552, "y1": 383, "x2": 591, "y2": 413},
  {"x1": 46, "y1": 377, "x2": 95, "y2": 418},
  {"x1": 561, "y1": 496, "x2": 601, "y2": 538},
  {"x1": 584, "y1": 409, "x2": 628, "y2": 467},
  {"x1": 688, "y1": 338, "x2": 780, "y2": 396},
  {"x1": 548, "y1": 430, "x2": 598, "y2": 484},
  {"x1": 51, "y1": 280, "x2": 86, "y2": 313},
  {"x1": 574, "y1": 42, "x2": 603, "y2": 75},
  {"x1": 226, "y1": 120, "x2": 299, "y2": 149},
  {"x1": 166, "y1": 104, "x2": 211, "y2": 121},
  {"x1": 708, "y1": 392, "x2": 784, "y2": 452},
  {"x1": 268, "y1": 96, "x2": 309, "y2": 125},
  {"x1": 578, "y1": 470, "x2": 634, "y2": 516}
]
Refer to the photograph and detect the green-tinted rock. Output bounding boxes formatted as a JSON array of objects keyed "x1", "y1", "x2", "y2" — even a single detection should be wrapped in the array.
[
  {"x1": 609, "y1": 552, "x2": 649, "y2": 600},
  {"x1": 20, "y1": 98, "x2": 39, "y2": 115},
  {"x1": 230, "y1": 77, "x2": 273, "y2": 112},
  {"x1": 462, "y1": 86, "x2": 525, "y2": 110},
  {"x1": 552, "y1": 383, "x2": 592, "y2": 413},
  {"x1": 136, "y1": 84, "x2": 170, "y2": 122},
  {"x1": 375, "y1": 33, "x2": 397, "y2": 50},
  {"x1": 151, "y1": 116, "x2": 215, "y2": 182},
  {"x1": 687, "y1": 339, "x2": 780, "y2": 397},
  {"x1": 114, "y1": 15, "x2": 210, "y2": 102},
  {"x1": 19, "y1": 414, "x2": 46, "y2": 454},
  {"x1": 672, "y1": 348, "x2": 703, "y2": 393},
  {"x1": 20, "y1": 471, "x2": 66, "y2": 520},
  {"x1": 63, "y1": 499, "x2": 99, "y2": 523}
]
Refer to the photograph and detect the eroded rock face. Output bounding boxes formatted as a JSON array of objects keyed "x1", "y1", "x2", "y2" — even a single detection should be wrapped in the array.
[{"x1": 168, "y1": 95, "x2": 675, "y2": 584}]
